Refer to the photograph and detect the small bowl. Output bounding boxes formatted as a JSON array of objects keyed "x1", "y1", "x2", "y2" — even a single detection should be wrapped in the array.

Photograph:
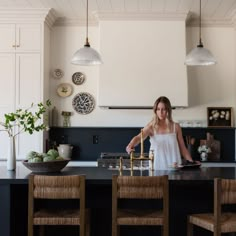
[{"x1": 22, "y1": 159, "x2": 70, "y2": 173}]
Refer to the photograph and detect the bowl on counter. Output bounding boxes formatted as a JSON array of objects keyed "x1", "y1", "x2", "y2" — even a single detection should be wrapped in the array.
[{"x1": 22, "y1": 158, "x2": 70, "y2": 173}]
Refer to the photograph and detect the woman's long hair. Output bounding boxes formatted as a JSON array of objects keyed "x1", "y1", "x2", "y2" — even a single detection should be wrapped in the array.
[{"x1": 151, "y1": 96, "x2": 173, "y2": 131}]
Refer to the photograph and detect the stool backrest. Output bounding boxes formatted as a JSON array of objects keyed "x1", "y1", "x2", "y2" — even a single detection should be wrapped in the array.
[
  {"x1": 30, "y1": 175, "x2": 84, "y2": 199},
  {"x1": 114, "y1": 175, "x2": 168, "y2": 199},
  {"x1": 220, "y1": 178, "x2": 236, "y2": 204},
  {"x1": 214, "y1": 178, "x2": 236, "y2": 231}
]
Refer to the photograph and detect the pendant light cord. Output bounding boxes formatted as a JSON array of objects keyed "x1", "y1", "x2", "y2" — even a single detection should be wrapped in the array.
[
  {"x1": 198, "y1": 0, "x2": 203, "y2": 47},
  {"x1": 85, "y1": 0, "x2": 90, "y2": 47}
]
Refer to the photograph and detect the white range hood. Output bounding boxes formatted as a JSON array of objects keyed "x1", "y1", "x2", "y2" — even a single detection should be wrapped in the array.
[{"x1": 98, "y1": 19, "x2": 188, "y2": 109}]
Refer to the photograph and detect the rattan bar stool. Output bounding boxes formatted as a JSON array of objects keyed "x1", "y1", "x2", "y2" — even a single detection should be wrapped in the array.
[
  {"x1": 28, "y1": 174, "x2": 90, "y2": 236},
  {"x1": 112, "y1": 175, "x2": 169, "y2": 236},
  {"x1": 187, "y1": 178, "x2": 236, "y2": 236}
]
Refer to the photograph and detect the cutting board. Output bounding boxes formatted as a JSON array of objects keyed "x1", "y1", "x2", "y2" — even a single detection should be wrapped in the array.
[{"x1": 200, "y1": 133, "x2": 220, "y2": 161}]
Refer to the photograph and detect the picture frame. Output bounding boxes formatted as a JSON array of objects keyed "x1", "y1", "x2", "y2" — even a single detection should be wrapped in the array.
[{"x1": 207, "y1": 107, "x2": 233, "y2": 127}]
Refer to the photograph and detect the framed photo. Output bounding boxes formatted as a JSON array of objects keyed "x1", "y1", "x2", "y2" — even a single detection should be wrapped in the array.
[{"x1": 207, "y1": 107, "x2": 233, "y2": 127}]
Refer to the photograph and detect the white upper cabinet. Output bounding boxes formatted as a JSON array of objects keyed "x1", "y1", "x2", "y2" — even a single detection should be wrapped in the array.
[
  {"x1": 0, "y1": 24, "x2": 15, "y2": 52},
  {"x1": 0, "y1": 8, "x2": 55, "y2": 160},
  {"x1": 0, "y1": 23, "x2": 41, "y2": 52}
]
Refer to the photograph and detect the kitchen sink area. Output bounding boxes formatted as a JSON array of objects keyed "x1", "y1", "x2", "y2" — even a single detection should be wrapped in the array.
[{"x1": 97, "y1": 152, "x2": 150, "y2": 169}]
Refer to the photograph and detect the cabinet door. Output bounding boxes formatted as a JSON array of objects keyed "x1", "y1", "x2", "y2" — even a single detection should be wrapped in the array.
[
  {"x1": 16, "y1": 53, "x2": 41, "y2": 106},
  {"x1": 15, "y1": 53, "x2": 43, "y2": 159},
  {"x1": 16, "y1": 24, "x2": 41, "y2": 52},
  {"x1": 0, "y1": 24, "x2": 41, "y2": 52},
  {"x1": 0, "y1": 24, "x2": 16, "y2": 52},
  {"x1": 0, "y1": 54, "x2": 15, "y2": 160}
]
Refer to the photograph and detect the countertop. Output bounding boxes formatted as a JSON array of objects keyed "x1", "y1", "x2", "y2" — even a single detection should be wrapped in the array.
[{"x1": 0, "y1": 164, "x2": 236, "y2": 184}]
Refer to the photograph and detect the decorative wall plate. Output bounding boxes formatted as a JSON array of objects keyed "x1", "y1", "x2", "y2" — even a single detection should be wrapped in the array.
[
  {"x1": 52, "y1": 69, "x2": 64, "y2": 79},
  {"x1": 57, "y1": 83, "x2": 73, "y2": 97},
  {"x1": 72, "y1": 92, "x2": 95, "y2": 114},
  {"x1": 72, "y1": 72, "x2": 85, "y2": 85}
]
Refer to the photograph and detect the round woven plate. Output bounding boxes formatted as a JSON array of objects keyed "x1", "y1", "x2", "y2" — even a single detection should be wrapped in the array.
[
  {"x1": 72, "y1": 72, "x2": 85, "y2": 85},
  {"x1": 57, "y1": 83, "x2": 73, "y2": 97},
  {"x1": 72, "y1": 92, "x2": 95, "y2": 114},
  {"x1": 22, "y1": 159, "x2": 70, "y2": 173},
  {"x1": 52, "y1": 69, "x2": 64, "y2": 79}
]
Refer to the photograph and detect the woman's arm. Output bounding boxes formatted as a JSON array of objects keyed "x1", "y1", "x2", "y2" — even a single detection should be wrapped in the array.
[
  {"x1": 175, "y1": 123, "x2": 194, "y2": 162},
  {"x1": 126, "y1": 123, "x2": 152, "y2": 154}
]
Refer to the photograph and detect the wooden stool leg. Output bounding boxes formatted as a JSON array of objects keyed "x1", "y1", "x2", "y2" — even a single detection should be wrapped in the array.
[
  {"x1": 28, "y1": 223, "x2": 33, "y2": 236},
  {"x1": 162, "y1": 225, "x2": 168, "y2": 236},
  {"x1": 117, "y1": 225, "x2": 120, "y2": 236},
  {"x1": 187, "y1": 216, "x2": 193, "y2": 236},
  {"x1": 39, "y1": 225, "x2": 45, "y2": 236},
  {"x1": 86, "y1": 219, "x2": 90, "y2": 236},
  {"x1": 112, "y1": 222, "x2": 117, "y2": 236},
  {"x1": 213, "y1": 228, "x2": 221, "y2": 236}
]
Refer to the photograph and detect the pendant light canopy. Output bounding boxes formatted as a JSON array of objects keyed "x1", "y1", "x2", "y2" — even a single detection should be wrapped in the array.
[
  {"x1": 71, "y1": 0, "x2": 103, "y2": 66},
  {"x1": 185, "y1": 0, "x2": 216, "y2": 66}
]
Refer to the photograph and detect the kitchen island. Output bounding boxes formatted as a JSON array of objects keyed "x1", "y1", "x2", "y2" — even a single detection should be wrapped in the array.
[{"x1": 0, "y1": 165, "x2": 236, "y2": 236}]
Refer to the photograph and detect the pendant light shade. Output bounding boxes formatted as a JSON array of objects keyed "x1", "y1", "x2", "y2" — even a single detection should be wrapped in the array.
[
  {"x1": 71, "y1": 41, "x2": 103, "y2": 65},
  {"x1": 71, "y1": 0, "x2": 103, "y2": 66},
  {"x1": 185, "y1": 0, "x2": 216, "y2": 66}
]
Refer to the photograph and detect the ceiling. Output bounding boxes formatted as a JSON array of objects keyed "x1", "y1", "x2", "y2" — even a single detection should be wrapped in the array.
[{"x1": 0, "y1": 0, "x2": 236, "y2": 26}]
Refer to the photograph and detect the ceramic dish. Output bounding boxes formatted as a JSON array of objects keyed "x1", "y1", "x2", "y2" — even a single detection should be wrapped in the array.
[
  {"x1": 52, "y1": 69, "x2": 64, "y2": 79},
  {"x1": 72, "y1": 72, "x2": 85, "y2": 85},
  {"x1": 22, "y1": 159, "x2": 70, "y2": 173},
  {"x1": 72, "y1": 92, "x2": 95, "y2": 114},
  {"x1": 57, "y1": 83, "x2": 73, "y2": 97}
]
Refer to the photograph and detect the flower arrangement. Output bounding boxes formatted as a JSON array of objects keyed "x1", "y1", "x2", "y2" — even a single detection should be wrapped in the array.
[
  {"x1": 198, "y1": 145, "x2": 211, "y2": 154},
  {"x1": 0, "y1": 100, "x2": 51, "y2": 138},
  {"x1": 209, "y1": 109, "x2": 230, "y2": 121}
]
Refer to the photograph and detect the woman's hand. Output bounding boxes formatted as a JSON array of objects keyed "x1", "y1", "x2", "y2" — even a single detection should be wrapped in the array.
[
  {"x1": 185, "y1": 160, "x2": 201, "y2": 165},
  {"x1": 126, "y1": 144, "x2": 135, "y2": 154}
]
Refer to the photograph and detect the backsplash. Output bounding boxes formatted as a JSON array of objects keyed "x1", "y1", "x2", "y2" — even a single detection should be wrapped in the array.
[{"x1": 49, "y1": 127, "x2": 235, "y2": 162}]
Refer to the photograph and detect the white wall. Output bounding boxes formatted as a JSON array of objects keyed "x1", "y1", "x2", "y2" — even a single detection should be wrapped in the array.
[
  {"x1": 175, "y1": 26, "x2": 236, "y2": 124},
  {"x1": 50, "y1": 24, "x2": 236, "y2": 127}
]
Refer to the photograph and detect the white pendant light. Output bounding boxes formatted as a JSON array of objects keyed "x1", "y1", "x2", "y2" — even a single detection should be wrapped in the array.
[
  {"x1": 71, "y1": 0, "x2": 103, "y2": 66},
  {"x1": 185, "y1": 0, "x2": 216, "y2": 66}
]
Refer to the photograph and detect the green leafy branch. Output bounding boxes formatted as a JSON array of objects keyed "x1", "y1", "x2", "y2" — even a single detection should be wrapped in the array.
[{"x1": 0, "y1": 100, "x2": 51, "y2": 138}]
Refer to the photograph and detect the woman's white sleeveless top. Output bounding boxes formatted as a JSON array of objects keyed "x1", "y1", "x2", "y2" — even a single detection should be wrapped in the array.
[{"x1": 149, "y1": 123, "x2": 181, "y2": 170}]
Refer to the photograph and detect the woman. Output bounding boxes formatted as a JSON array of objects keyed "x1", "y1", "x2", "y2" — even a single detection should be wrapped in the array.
[{"x1": 126, "y1": 96, "x2": 195, "y2": 169}]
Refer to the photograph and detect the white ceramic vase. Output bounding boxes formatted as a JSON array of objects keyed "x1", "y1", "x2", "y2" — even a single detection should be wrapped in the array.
[
  {"x1": 57, "y1": 144, "x2": 73, "y2": 159},
  {"x1": 200, "y1": 152, "x2": 208, "y2": 162},
  {"x1": 7, "y1": 136, "x2": 16, "y2": 171}
]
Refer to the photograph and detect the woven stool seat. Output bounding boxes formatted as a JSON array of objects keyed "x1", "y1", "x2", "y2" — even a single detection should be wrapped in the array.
[
  {"x1": 189, "y1": 212, "x2": 236, "y2": 233},
  {"x1": 117, "y1": 209, "x2": 164, "y2": 225},
  {"x1": 33, "y1": 208, "x2": 81, "y2": 225}
]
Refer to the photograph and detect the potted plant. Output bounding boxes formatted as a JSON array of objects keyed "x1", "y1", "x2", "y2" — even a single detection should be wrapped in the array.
[
  {"x1": 0, "y1": 100, "x2": 51, "y2": 170},
  {"x1": 198, "y1": 144, "x2": 211, "y2": 161}
]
